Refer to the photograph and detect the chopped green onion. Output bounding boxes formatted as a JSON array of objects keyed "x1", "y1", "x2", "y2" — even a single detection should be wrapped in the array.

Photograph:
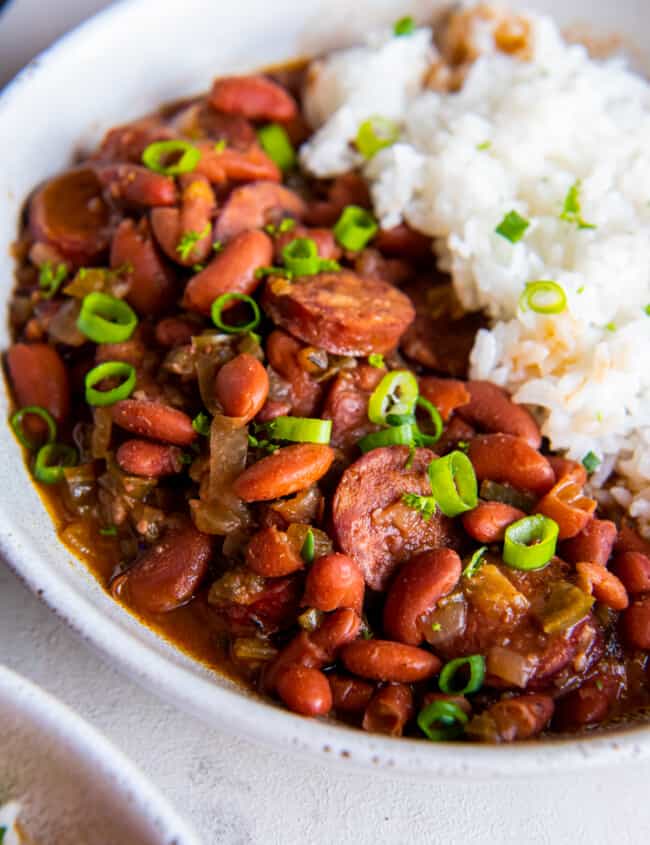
[
  {"x1": 386, "y1": 412, "x2": 416, "y2": 427},
  {"x1": 404, "y1": 445, "x2": 416, "y2": 469},
  {"x1": 368, "y1": 353, "x2": 385, "y2": 369},
  {"x1": 393, "y1": 15, "x2": 415, "y2": 35},
  {"x1": 77, "y1": 292, "x2": 138, "y2": 344},
  {"x1": 463, "y1": 546, "x2": 487, "y2": 579},
  {"x1": 193, "y1": 263, "x2": 205, "y2": 273},
  {"x1": 257, "y1": 123, "x2": 296, "y2": 172},
  {"x1": 10, "y1": 406, "x2": 57, "y2": 450},
  {"x1": 356, "y1": 116, "x2": 400, "y2": 160},
  {"x1": 604, "y1": 321, "x2": 616, "y2": 332},
  {"x1": 456, "y1": 440, "x2": 469, "y2": 453},
  {"x1": 247, "y1": 434, "x2": 279, "y2": 454},
  {"x1": 100, "y1": 524, "x2": 118, "y2": 537},
  {"x1": 431, "y1": 622, "x2": 442, "y2": 632},
  {"x1": 255, "y1": 265, "x2": 291, "y2": 280},
  {"x1": 318, "y1": 259, "x2": 341, "y2": 272},
  {"x1": 213, "y1": 240, "x2": 224, "y2": 253},
  {"x1": 358, "y1": 423, "x2": 418, "y2": 453},
  {"x1": 192, "y1": 412, "x2": 211, "y2": 436},
  {"x1": 368, "y1": 370, "x2": 418, "y2": 425},
  {"x1": 415, "y1": 396, "x2": 443, "y2": 445},
  {"x1": 266, "y1": 416, "x2": 332, "y2": 444},
  {"x1": 211, "y1": 293, "x2": 261, "y2": 334},
  {"x1": 141, "y1": 139, "x2": 201, "y2": 175},
  {"x1": 477, "y1": 140, "x2": 491, "y2": 151},
  {"x1": 519, "y1": 280, "x2": 567, "y2": 315},
  {"x1": 214, "y1": 139, "x2": 227, "y2": 153},
  {"x1": 503, "y1": 514, "x2": 559, "y2": 571},
  {"x1": 39, "y1": 261, "x2": 68, "y2": 298},
  {"x1": 402, "y1": 492, "x2": 437, "y2": 521},
  {"x1": 301, "y1": 528, "x2": 315, "y2": 564},
  {"x1": 495, "y1": 210, "x2": 529, "y2": 243},
  {"x1": 427, "y1": 451, "x2": 478, "y2": 517},
  {"x1": 560, "y1": 180, "x2": 595, "y2": 230},
  {"x1": 282, "y1": 238, "x2": 320, "y2": 276},
  {"x1": 439, "y1": 655, "x2": 485, "y2": 695},
  {"x1": 177, "y1": 223, "x2": 211, "y2": 261},
  {"x1": 582, "y1": 451, "x2": 601, "y2": 474},
  {"x1": 644, "y1": 304, "x2": 650, "y2": 316},
  {"x1": 333, "y1": 205, "x2": 378, "y2": 251},
  {"x1": 417, "y1": 700, "x2": 469, "y2": 741},
  {"x1": 33, "y1": 442, "x2": 77, "y2": 484},
  {"x1": 85, "y1": 361, "x2": 136, "y2": 407}
]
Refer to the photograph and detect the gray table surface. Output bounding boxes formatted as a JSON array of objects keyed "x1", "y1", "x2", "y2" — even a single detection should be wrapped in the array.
[{"x1": 2, "y1": 2, "x2": 650, "y2": 842}]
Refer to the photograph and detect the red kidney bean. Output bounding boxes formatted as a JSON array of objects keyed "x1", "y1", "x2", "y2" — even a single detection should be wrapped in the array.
[
  {"x1": 479, "y1": 694, "x2": 554, "y2": 742},
  {"x1": 383, "y1": 549, "x2": 461, "y2": 646},
  {"x1": 94, "y1": 119, "x2": 175, "y2": 163},
  {"x1": 536, "y1": 476, "x2": 596, "y2": 540},
  {"x1": 462, "y1": 502, "x2": 526, "y2": 543},
  {"x1": 468, "y1": 434, "x2": 555, "y2": 495},
  {"x1": 183, "y1": 229, "x2": 272, "y2": 314},
  {"x1": 328, "y1": 674, "x2": 374, "y2": 714},
  {"x1": 172, "y1": 104, "x2": 256, "y2": 149},
  {"x1": 436, "y1": 415, "x2": 476, "y2": 454},
  {"x1": 97, "y1": 164, "x2": 177, "y2": 207},
  {"x1": 215, "y1": 353, "x2": 269, "y2": 422},
  {"x1": 112, "y1": 399, "x2": 196, "y2": 446},
  {"x1": 195, "y1": 142, "x2": 281, "y2": 185},
  {"x1": 612, "y1": 552, "x2": 650, "y2": 595},
  {"x1": 116, "y1": 439, "x2": 184, "y2": 477},
  {"x1": 7, "y1": 343, "x2": 70, "y2": 426},
  {"x1": 246, "y1": 526, "x2": 304, "y2": 577},
  {"x1": 553, "y1": 674, "x2": 619, "y2": 731},
  {"x1": 265, "y1": 330, "x2": 322, "y2": 417},
  {"x1": 457, "y1": 381, "x2": 541, "y2": 448},
  {"x1": 302, "y1": 553, "x2": 365, "y2": 613},
  {"x1": 575, "y1": 562, "x2": 629, "y2": 611},
  {"x1": 95, "y1": 338, "x2": 145, "y2": 367},
  {"x1": 274, "y1": 226, "x2": 341, "y2": 264},
  {"x1": 353, "y1": 248, "x2": 413, "y2": 287},
  {"x1": 362, "y1": 683, "x2": 414, "y2": 737},
  {"x1": 310, "y1": 608, "x2": 361, "y2": 661},
  {"x1": 263, "y1": 631, "x2": 327, "y2": 693},
  {"x1": 616, "y1": 522, "x2": 650, "y2": 557},
  {"x1": 111, "y1": 522, "x2": 212, "y2": 613},
  {"x1": 621, "y1": 596, "x2": 650, "y2": 649},
  {"x1": 256, "y1": 399, "x2": 292, "y2": 422},
  {"x1": 418, "y1": 376, "x2": 470, "y2": 422},
  {"x1": 373, "y1": 224, "x2": 432, "y2": 259},
  {"x1": 110, "y1": 218, "x2": 176, "y2": 315},
  {"x1": 276, "y1": 665, "x2": 332, "y2": 716},
  {"x1": 214, "y1": 182, "x2": 307, "y2": 241},
  {"x1": 548, "y1": 456, "x2": 588, "y2": 486},
  {"x1": 210, "y1": 75, "x2": 297, "y2": 122},
  {"x1": 29, "y1": 167, "x2": 112, "y2": 265},
  {"x1": 341, "y1": 640, "x2": 441, "y2": 683},
  {"x1": 305, "y1": 173, "x2": 371, "y2": 227},
  {"x1": 154, "y1": 317, "x2": 196, "y2": 348},
  {"x1": 561, "y1": 518, "x2": 618, "y2": 567},
  {"x1": 150, "y1": 176, "x2": 216, "y2": 267},
  {"x1": 232, "y1": 443, "x2": 335, "y2": 502}
]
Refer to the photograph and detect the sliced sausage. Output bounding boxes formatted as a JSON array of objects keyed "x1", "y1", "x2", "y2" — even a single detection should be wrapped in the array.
[
  {"x1": 262, "y1": 270, "x2": 415, "y2": 356},
  {"x1": 111, "y1": 522, "x2": 212, "y2": 613},
  {"x1": 332, "y1": 446, "x2": 457, "y2": 590},
  {"x1": 110, "y1": 218, "x2": 176, "y2": 315},
  {"x1": 215, "y1": 181, "x2": 307, "y2": 241},
  {"x1": 232, "y1": 443, "x2": 335, "y2": 502}
]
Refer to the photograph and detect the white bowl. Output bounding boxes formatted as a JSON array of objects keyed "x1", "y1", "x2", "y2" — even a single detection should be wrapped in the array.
[
  {"x1": 1, "y1": 0, "x2": 650, "y2": 778},
  {"x1": 0, "y1": 664, "x2": 201, "y2": 844}
]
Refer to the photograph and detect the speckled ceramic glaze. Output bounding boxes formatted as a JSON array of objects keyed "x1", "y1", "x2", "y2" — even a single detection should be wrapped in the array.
[
  {"x1": 0, "y1": 665, "x2": 201, "y2": 843},
  {"x1": 1, "y1": 0, "x2": 650, "y2": 777}
]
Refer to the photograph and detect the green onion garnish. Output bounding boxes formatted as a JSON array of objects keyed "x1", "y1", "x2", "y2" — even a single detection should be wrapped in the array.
[
  {"x1": 211, "y1": 292, "x2": 261, "y2": 334},
  {"x1": 192, "y1": 412, "x2": 211, "y2": 436},
  {"x1": 427, "y1": 451, "x2": 478, "y2": 517},
  {"x1": 417, "y1": 700, "x2": 469, "y2": 741},
  {"x1": 439, "y1": 655, "x2": 485, "y2": 695},
  {"x1": 477, "y1": 140, "x2": 491, "y2": 151},
  {"x1": 582, "y1": 451, "x2": 601, "y2": 474},
  {"x1": 33, "y1": 442, "x2": 77, "y2": 484},
  {"x1": 214, "y1": 139, "x2": 227, "y2": 153},
  {"x1": 85, "y1": 361, "x2": 136, "y2": 407},
  {"x1": 402, "y1": 492, "x2": 437, "y2": 521},
  {"x1": 282, "y1": 238, "x2": 321, "y2": 276},
  {"x1": 265, "y1": 416, "x2": 332, "y2": 445},
  {"x1": 358, "y1": 423, "x2": 418, "y2": 453},
  {"x1": 644, "y1": 304, "x2": 650, "y2": 316},
  {"x1": 39, "y1": 261, "x2": 68, "y2": 298},
  {"x1": 431, "y1": 622, "x2": 442, "y2": 632},
  {"x1": 368, "y1": 353, "x2": 385, "y2": 368},
  {"x1": 393, "y1": 15, "x2": 415, "y2": 35},
  {"x1": 254, "y1": 265, "x2": 291, "y2": 280},
  {"x1": 415, "y1": 396, "x2": 443, "y2": 445},
  {"x1": 604, "y1": 321, "x2": 616, "y2": 332},
  {"x1": 100, "y1": 525, "x2": 118, "y2": 537},
  {"x1": 519, "y1": 280, "x2": 567, "y2": 315},
  {"x1": 257, "y1": 123, "x2": 297, "y2": 172},
  {"x1": 247, "y1": 433, "x2": 279, "y2": 454},
  {"x1": 177, "y1": 223, "x2": 211, "y2": 261},
  {"x1": 495, "y1": 210, "x2": 529, "y2": 243},
  {"x1": 141, "y1": 139, "x2": 201, "y2": 175},
  {"x1": 356, "y1": 116, "x2": 400, "y2": 160},
  {"x1": 213, "y1": 240, "x2": 224, "y2": 253},
  {"x1": 77, "y1": 292, "x2": 138, "y2": 344},
  {"x1": 560, "y1": 180, "x2": 595, "y2": 230},
  {"x1": 462, "y1": 546, "x2": 487, "y2": 578},
  {"x1": 10, "y1": 405, "x2": 57, "y2": 450},
  {"x1": 503, "y1": 514, "x2": 559, "y2": 571},
  {"x1": 368, "y1": 370, "x2": 418, "y2": 425},
  {"x1": 0, "y1": 826, "x2": 7, "y2": 843},
  {"x1": 301, "y1": 528, "x2": 315, "y2": 564},
  {"x1": 334, "y1": 205, "x2": 378, "y2": 251}
]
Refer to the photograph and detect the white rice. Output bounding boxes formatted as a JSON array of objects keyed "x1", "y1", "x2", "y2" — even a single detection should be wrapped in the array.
[{"x1": 300, "y1": 4, "x2": 650, "y2": 535}]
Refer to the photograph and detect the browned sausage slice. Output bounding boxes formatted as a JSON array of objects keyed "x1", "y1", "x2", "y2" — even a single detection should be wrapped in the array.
[
  {"x1": 332, "y1": 446, "x2": 457, "y2": 590},
  {"x1": 29, "y1": 167, "x2": 113, "y2": 264},
  {"x1": 262, "y1": 271, "x2": 415, "y2": 356}
]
